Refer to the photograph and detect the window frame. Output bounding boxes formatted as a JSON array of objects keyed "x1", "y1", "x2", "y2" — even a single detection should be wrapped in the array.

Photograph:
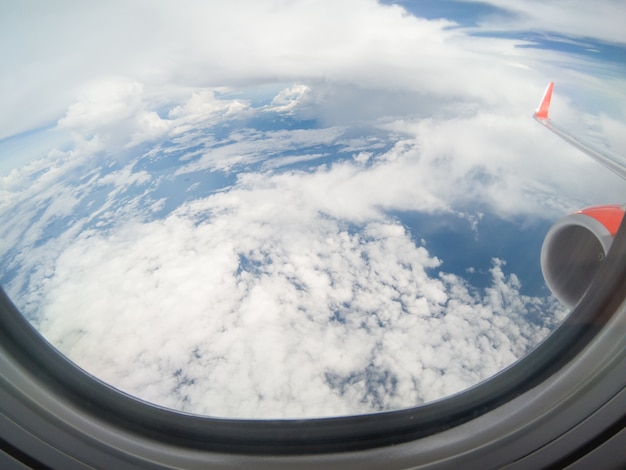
[{"x1": 0, "y1": 218, "x2": 625, "y2": 468}]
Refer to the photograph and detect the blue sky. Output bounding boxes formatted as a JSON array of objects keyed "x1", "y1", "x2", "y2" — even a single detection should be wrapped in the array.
[{"x1": 381, "y1": 0, "x2": 513, "y2": 26}]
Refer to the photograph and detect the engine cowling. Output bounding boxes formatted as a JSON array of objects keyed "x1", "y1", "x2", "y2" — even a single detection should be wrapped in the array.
[{"x1": 541, "y1": 204, "x2": 625, "y2": 309}]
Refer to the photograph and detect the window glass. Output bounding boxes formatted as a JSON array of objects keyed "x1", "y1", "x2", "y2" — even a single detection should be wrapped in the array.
[{"x1": 1, "y1": 1, "x2": 625, "y2": 419}]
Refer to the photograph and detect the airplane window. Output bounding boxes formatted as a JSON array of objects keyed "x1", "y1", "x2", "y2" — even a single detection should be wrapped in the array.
[{"x1": 1, "y1": 0, "x2": 625, "y2": 428}]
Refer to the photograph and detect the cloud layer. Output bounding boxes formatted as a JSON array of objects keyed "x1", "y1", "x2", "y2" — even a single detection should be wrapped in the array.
[
  {"x1": 32, "y1": 179, "x2": 563, "y2": 418},
  {"x1": 2, "y1": 0, "x2": 625, "y2": 142},
  {"x1": 1, "y1": 86, "x2": 573, "y2": 418}
]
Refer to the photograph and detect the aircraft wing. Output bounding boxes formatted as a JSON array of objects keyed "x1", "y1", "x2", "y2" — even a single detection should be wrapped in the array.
[
  {"x1": 535, "y1": 83, "x2": 626, "y2": 308},
  {"x1": 534, "y1": 82, "x2": 626, "y2": 180}
]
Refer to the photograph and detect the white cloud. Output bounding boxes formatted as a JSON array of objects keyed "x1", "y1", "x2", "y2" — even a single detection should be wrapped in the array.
[
  {"x1": 58, "y1": 79, "x2": 144, "y2": 131},
  {"x1": 265, "y1": 84, "x2": 312, "y2": 114},
  {"x1": 28, "y1": 190, "x2": 563, "y2": 418},
  {"x1": 175, "y1": 126, "x2": 345, "y2": 174},
  {"x1": 466, "y1": 0, "x2": 626, "y2": 45},
  {"x1": 353, "y1": 152, "x2": 373, "y2": 165},
  {"x1": 1, "y1": 96, "x2": 575, "y2": 417},
  {"x1": 3, "y1": 0, "x2": 623, "y2": 144},
  {"x1": 167, "y1": 91, "x2": 250, "y2": 129}
]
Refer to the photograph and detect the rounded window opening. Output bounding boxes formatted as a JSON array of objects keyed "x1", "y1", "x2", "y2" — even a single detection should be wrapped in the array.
[{"x1": 1, "y1": 2, "x2": 624, "y2": 421}]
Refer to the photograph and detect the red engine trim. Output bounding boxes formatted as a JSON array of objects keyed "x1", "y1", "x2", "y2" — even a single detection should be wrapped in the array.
[{"x1": 578, "y1": 205, "x2": 625, "y2": 238}]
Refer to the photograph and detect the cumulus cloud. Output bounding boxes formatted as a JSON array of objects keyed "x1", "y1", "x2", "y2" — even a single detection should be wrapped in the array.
[
  {"x1": 1, "y1": 84, "x2": 575, "y2": 418},
  {"x1": 58, "y1": 79, "x2": 144, "y2": 130},
  {"x1": 167, "y1": 91, "x2": 250, "y2": 128},
  {"x1": 30, "y1": 189, "x2": 564, "y2": 418},
  {"x1": 265, "y1": 84, "x2": 312, "y2": 114},
  {"x1": 54, "y1": 80, "x2": 254, "y2": 151}
]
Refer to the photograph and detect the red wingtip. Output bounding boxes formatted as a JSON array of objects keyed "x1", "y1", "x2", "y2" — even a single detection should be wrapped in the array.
[{"x1": 534, "y1": 82, "x2": 554, "y2": 120}]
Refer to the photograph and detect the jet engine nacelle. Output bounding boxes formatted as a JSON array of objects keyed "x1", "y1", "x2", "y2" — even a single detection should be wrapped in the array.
[{"x1": 541, "y1": 204, "x2": 625, "y2": 309}]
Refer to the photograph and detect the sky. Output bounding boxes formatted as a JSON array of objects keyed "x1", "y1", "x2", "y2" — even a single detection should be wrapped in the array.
[{"x1": 1, "y1": 0, "x2": 625, "y2": 418}]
